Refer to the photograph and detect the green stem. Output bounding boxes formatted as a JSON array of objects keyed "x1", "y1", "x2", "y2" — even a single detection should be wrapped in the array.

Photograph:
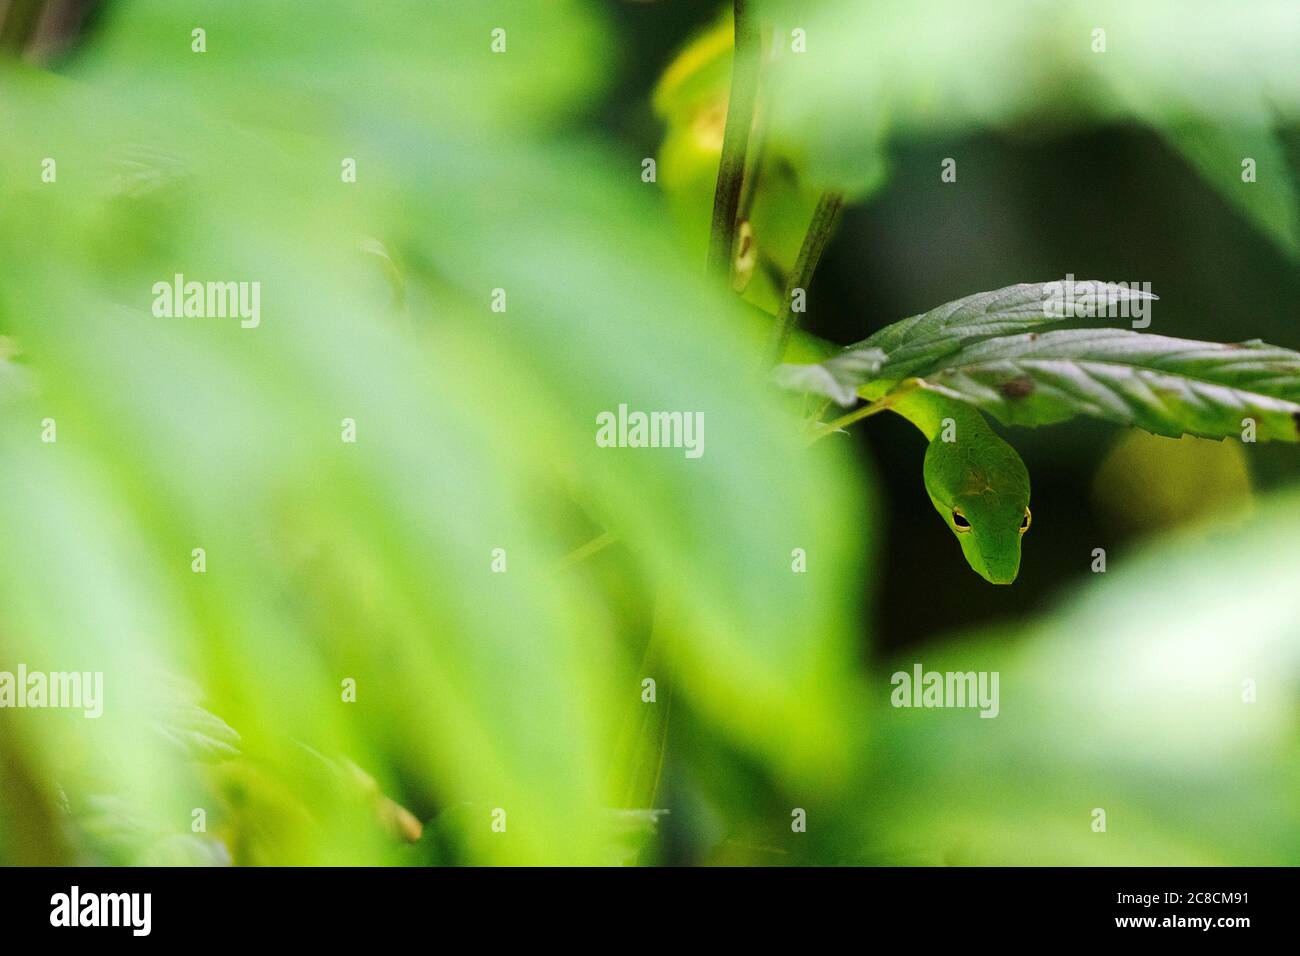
[
  {"x1": 555, "y1": 529, "x2": 617, "y2": 572},
  {"x1": 804, "y1": 381, "x2": 919, "y2": 445},
  {"x1": 766, "y1": 190, "x2": 845, "y2": 367},
  {"x1": 0, "y1": 0, "x2": 44, "y2": 54},
  {"x1": 706, "y1": 0, "x2": 761, "y2": 281},
  {"x1": 736, "y1": 83, "x2": 769, "y2": 226}
]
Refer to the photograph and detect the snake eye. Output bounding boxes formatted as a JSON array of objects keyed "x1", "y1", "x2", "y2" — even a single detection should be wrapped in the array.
[
  {"x1": 952, "y1": 510, "x2": 972, "y2": 533},
  {"x1": 1019, "y1": 508, "x2": 1032, "y2": 533}
]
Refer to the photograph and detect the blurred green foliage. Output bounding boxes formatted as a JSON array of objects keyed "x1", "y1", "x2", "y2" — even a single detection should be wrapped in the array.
[
  {"x1": 1092, "y1": 433, "x2": 1253, "y2": 535},
  {"x1": 758, "y1": 0, "x2": 1300, "y2": 254},
  {"x1": 0, "y1": 0, "x2": 1296, "y2": 866},
  {"x1": 0, "y1": 0, "x2": 868, "y2": 865},
  {"x1": 862, "y1": 492, "x2": 1300, "y2": 865}
]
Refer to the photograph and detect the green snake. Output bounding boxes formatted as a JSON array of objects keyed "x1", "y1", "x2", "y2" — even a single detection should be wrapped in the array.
[{"x1": 862, "y1": 382, "x2": 1032, "y2": 585}]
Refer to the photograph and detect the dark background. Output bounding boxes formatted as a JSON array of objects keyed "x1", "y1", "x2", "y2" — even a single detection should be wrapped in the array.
[{"x1": 594, "y1": 1, "x2": 1300, "y2": 652}]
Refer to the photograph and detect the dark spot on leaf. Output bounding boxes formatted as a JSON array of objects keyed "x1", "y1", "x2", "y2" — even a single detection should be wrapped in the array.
[
  {"x1": 1292, "y1": 410, "x2": 1300, "y2": 436},
  {"x1": 1027, "y1": 332, "x2": 1039, "y2": 341},
  {"x1": 999, "y1": 376, "x2": 1035, "y2": 399}
]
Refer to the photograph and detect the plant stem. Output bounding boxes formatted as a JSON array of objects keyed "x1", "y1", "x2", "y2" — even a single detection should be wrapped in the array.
[
  {"x1": 766, "y1": 190, "x2": 844, "y2": 367},
  {"x1": 736, "y1": 89, "x2": 769, "y2": 226},
  {"x1": 804, "y1": 382, "x2": 918, "y2": 445},
  {"x1": 560, "y1": 7, "x2": 761, "y2": 578},
  {"x1": 706, "y1": 0, "x2": 761, "y2": 281},
  {"x1": 555, "y1": 529, "x2": 617, "y2": 572},
  {"x1": 0, "y1": 0, "x2": 44, "y2": 54}
]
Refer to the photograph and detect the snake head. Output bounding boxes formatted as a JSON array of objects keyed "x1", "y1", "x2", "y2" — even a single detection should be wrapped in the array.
[{"x1": 922, "y1": 434, "x2": 1031, "y2": 585}]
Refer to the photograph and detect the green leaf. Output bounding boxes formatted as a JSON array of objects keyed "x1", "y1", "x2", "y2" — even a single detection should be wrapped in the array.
[
  {"x1": 858, "y1": 281, "x2": 1158, "y2": 379},
  {"x1": 773, "y1": 346, "x2": 886, "y2": 406},
  {"x1": 918, "y1": 329, "x2": 1300, "y2": 441},
  {"x1": 776, "y1": 282, "x2": 1300, "y2": 443},
  {"x1": 776, "y1": 281, "x2": 1156, "y2": 405}
]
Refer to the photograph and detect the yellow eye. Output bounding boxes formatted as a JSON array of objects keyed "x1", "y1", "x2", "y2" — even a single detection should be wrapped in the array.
[
  {"x1": 1019, "y1": 508, "x2": 1032, "y2": 533},
  {"x1": 952, "y1": 509, "x2": 972, "y2": 533}
]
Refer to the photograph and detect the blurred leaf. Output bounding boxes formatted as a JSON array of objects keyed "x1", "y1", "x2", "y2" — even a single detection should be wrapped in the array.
[
  {"x1": 1158, "y1": 122, "x2": 1300, "y2": 258},
  {"x1": 74, "y1": 794, "x2": 231, "y2": 866},
  {"x1": 70, "y1": 0, "x2": 614, "y2": 135},
  {"x1": 757, "y1": 0, "x2": 1300, "y2": 254},
  {"x1": 773, "y1": 346, "x2": 886, "y2": 406},
  {"x1": 151, "y1": 699, "x2": 242, "y2": 764},
  {"x1": 1091, "y1": 432, "x2": 1253, "y2": 533},
  {"x1": 0, "y1": 0, "x2": 873, "y2": 865},
  {"x1": 867, "y1": 487, "x2": 1300, "y2": 864}
]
